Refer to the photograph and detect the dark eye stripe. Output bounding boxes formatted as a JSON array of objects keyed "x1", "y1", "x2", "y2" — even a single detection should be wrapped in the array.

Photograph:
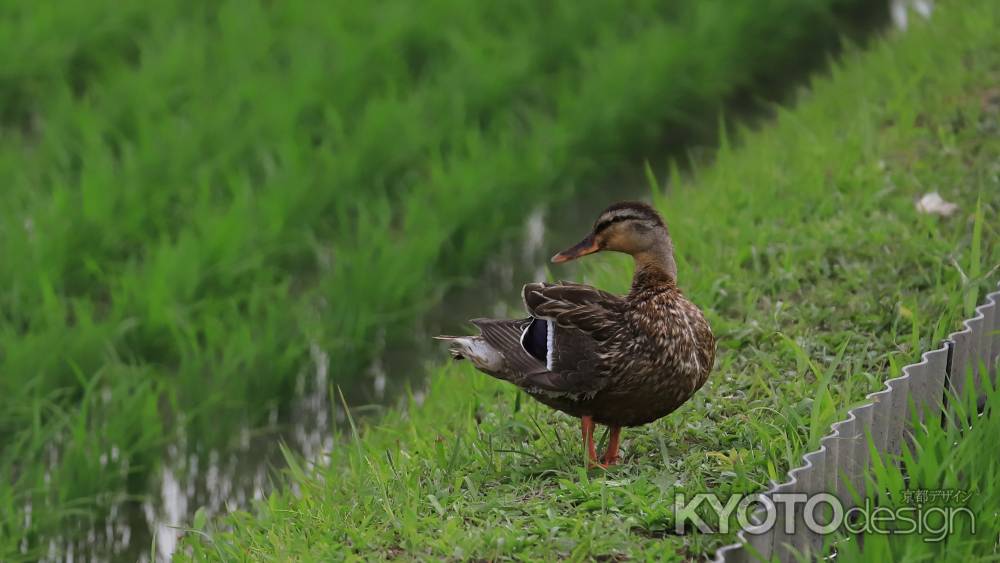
[{"x1": 595, "y1": 214, "x2": 644, "y2": 233}]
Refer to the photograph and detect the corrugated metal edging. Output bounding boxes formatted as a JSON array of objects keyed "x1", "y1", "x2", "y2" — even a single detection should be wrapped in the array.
[{"x1": 714, "y1": 281, "x2": 999, "y2": 562}]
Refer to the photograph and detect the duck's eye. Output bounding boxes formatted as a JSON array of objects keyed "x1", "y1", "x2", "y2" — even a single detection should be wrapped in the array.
[{"x1": 631, "y1": 222, "x2": 651, "y2": 233}]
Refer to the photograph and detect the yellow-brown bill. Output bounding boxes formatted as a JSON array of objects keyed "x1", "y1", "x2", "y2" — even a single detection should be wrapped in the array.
[{"x1": 551, "y1": 234, "x2": 600, "y2": 263}]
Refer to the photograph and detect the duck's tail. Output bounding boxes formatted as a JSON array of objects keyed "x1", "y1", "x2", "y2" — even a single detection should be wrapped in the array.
[
  {"x1": 432, "y1": 335, "x2": 473, "y2": 360},
  {"x1": 434, "y1": 318, "x2": 537, "y2": 380},
  {"x1": 433, "y1": 334, "x2": 503, "y2": 371}
]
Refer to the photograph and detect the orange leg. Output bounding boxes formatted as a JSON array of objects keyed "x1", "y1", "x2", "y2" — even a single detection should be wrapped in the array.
[
  {"x1": 602, "y1": 426, "x2": 622, "y2": 466},
  {"x1": 580, "y1": 416, "x2": 603, "y2": 467}
]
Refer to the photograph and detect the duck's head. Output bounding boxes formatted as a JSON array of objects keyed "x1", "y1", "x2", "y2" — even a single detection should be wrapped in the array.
[{"x1": 551, "y1": 201, "x2": 677, "y2": 279}]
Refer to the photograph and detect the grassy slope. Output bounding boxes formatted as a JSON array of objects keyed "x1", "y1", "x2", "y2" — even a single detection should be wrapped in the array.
[
  {"x1": 0, "y1": 1, "x2": 884, "y2": 556},
  {"x1": 180, "y1": 1, "x2": 1000, "y2": 560},
  {"x1": 0, "y1": 1, "x2": 880, "y2": 556}
]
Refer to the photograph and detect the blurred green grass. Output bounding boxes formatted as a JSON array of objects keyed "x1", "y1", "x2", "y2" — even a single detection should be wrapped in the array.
[
  {"x1": 0, "y1": 0, "x2": 887, "y2": 557},
  {"x1": 176, "y1": 0, "x2": 1000, "y2": 559}
]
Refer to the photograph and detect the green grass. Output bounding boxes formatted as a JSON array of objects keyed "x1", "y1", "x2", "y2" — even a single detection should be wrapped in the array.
[
  {"x1": 0, "y1": 0, "x2": 889, "y2": 557},
  {"x1": 833, "y1": 376, "x2": 999, "y2": 561},
  {"x1": 177, "y1": 1, "x2": 1000, "y2": 559}
]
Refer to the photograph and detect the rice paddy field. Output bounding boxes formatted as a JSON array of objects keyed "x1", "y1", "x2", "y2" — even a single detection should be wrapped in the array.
[
  {"x1": 2, "y1": 0, "x2": 999, "y2": 561},
  {"x1": 173, "y1": 0, "x2": 999, "y2": 560}
]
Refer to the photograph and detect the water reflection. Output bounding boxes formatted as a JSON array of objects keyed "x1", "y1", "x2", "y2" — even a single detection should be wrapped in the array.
[{"x1": 133, "y1": 343, "x2": 334, "y2": 561}]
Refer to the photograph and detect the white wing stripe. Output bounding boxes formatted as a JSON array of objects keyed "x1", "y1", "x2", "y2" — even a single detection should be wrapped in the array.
[{"x1": 546, "y1": 319, "x2": 555, "y2": 371}]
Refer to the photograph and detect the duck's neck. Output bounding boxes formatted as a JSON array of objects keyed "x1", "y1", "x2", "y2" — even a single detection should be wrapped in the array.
[{"x1": 630, "y1": 242, "x2": 677, "y2": 292}]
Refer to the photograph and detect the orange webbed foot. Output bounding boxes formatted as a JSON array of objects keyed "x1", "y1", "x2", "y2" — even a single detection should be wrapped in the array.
[
  {"x1": 582, "y1": 418, "x2": 623, "y2": 469},
  {"x1": 601, "y1": 426, "x2": 622, "y2": 467}
]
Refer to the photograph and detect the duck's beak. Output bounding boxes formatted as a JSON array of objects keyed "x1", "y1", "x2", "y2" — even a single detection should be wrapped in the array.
[{"x1": 551, "y1": 234, "x2": 600, "y2": 263}]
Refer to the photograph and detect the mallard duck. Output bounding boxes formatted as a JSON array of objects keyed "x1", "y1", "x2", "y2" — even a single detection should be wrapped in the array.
[{"x1": 437, "y1": 201, "x2": 714, "y2": 467}]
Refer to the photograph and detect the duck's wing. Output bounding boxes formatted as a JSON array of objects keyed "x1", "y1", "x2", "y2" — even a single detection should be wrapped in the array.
[
  {"x1": 516, "y1": 281, "x2": 627, "y2": 394},
  {"x1": 522, "y1": 281, "x2": 625, "y2": 340}
]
